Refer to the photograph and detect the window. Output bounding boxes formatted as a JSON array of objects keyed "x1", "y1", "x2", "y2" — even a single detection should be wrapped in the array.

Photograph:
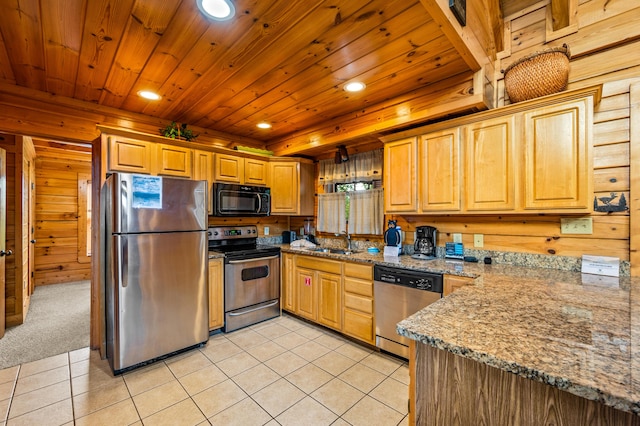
[{"x1": 335, "y1": 182, "x2": 373, "y2": 220}]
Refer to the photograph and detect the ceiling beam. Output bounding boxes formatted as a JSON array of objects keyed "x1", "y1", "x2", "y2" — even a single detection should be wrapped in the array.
[
  {"x1": 268, "y1": 71, "x2": 489, "y2": 157},
  {"x1": 0, "y1": 82, "x2": 264, "y2": 148},
  {"x1": 418, "y1": 0, "x2": 497, "y2": 70}
]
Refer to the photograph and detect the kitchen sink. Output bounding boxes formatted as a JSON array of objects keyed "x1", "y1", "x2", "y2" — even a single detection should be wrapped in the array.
[{"x1": 307, "y1": 248, "x2": 358, "y2": 255}]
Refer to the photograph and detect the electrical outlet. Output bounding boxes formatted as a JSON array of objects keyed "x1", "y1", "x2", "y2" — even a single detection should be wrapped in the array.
[
  {"x1": 560, "y1": 217, "x2": 593, "y2": 234},
  {"x1": 264, "y1": 226, "x2": 269, "y2": 235},
  {"x1": 474, "y1": 234, "x2": 484, "y2": 248},
  {"x1": 453, "y1": 233, "x2": 462, "y2": 243}
]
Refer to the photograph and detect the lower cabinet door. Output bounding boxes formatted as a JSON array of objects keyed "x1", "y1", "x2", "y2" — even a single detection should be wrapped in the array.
[
  {"x1": 208, "y1": 258, "x2": 224, "y2": 330},
  {"x1": 317, "y1": 272, "x2": 342, "y2": 331},
  {"x1": 296, "y1": 267, "x2": 316, "y2": 321}
]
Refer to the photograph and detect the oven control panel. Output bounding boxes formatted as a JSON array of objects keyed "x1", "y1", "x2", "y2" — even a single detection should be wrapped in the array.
[{"x1": 208, "y1": 225, "x2": 258, "y2": 241}]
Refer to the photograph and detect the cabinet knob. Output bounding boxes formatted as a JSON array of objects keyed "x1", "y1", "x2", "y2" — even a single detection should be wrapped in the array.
[
  {"x1": 30, "y1": 239, "x2": 37, "y2": 244},
  {"x1": 0, "y1": 249, "x2": 13, "y2": 257}
]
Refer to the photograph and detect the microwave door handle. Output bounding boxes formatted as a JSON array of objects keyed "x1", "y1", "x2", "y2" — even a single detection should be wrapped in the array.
[{"x1": 257, "y1": 193, "x2": 262, "y2": 213}]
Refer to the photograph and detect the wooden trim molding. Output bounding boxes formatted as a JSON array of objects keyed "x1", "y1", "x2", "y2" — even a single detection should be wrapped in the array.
[{"x1": 630, "y1": 82, "x2": 640, "y2": 277}]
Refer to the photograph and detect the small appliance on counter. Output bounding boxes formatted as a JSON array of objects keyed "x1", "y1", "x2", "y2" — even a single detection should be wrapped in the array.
[
  {"x1": 412, "y1": 226, "x2": 437, "y2": 260},
  {"x1": 383, "y1": 220, "x2": 403, "y2": 255},
  {"x1": 282, "y1": 230, "x2": 296, "y2": 243}
]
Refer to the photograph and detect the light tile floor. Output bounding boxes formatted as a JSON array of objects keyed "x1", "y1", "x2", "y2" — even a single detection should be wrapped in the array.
[{"x1": 0, "y1": 313, "x2": 409, "y2": 425}]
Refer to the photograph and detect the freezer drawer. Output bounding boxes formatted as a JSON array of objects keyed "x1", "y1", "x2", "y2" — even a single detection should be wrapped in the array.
[{"x1": 106, "y1": 231, "x2": 208, "y2": 373}]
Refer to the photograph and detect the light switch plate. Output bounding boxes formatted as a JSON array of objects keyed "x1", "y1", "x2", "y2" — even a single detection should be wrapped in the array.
[
  {"x1": 560, "y1": 218, "x2": 593, "y2": 234},
  {"x1": 264, "y1": 226, "x2": 269, "y2": 235},
  {"x1": 474, "y1": 234, "x2": 484, "y2": 247},
  {"x1": 453, "y1": 233, "x2": 463, "y2": 243}
]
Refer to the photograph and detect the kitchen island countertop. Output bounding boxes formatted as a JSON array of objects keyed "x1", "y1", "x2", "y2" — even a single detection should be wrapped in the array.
[{"x1": 397, "y1": 265, "x2": 640, "y2": 416}]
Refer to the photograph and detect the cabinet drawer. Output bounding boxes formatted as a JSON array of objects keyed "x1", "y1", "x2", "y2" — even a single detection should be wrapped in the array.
[
  {"x1": 343, "y1": 310, "x2": 374, "y2": 344},
  {"x1": 296, "y1": 255, "x2": 341, "y2": 274},
  {"x1": 344, "y1": 262, "x2": 372, "y2": 280},
  {"x1": 344, "y1": 277, "x2": 373, "y2": 297},
  {"x1": 344, "y1": 293, "x2": 373, "y2": 314}
]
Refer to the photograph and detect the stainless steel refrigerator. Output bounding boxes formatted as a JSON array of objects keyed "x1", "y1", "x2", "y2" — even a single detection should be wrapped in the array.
[{"x1": 104, "y1": 172, "x2": 209, "y2": 374}]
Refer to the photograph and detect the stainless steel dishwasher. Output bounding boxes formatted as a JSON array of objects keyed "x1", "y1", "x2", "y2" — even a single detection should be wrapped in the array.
[{"x1": 374, "y1": 265, "x2": 443, "y2": 359}]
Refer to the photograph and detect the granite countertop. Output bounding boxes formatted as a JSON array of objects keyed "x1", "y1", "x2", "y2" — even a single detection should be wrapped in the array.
[
  {"x1": 397, "y1": 266, "x2": 640, "y2": 416},
  {"x1": 280, "y1": 244, "x2": 483, "y2": 278},
  {"x1": 281, "y1": 243, "x2": 640, "y2": 415}
]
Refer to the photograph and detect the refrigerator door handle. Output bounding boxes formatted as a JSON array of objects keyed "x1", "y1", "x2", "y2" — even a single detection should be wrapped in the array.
[
  {"x1": 120, "y1": 237, "x2": 128, "y2": 288},
  {"x1": 227, "y1": 255, "x2": 279, "y2": 264}
]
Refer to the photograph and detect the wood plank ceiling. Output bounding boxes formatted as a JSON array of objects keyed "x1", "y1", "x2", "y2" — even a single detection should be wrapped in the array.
[{"x1": 0, "y1": 0, "x2": 486, "y2": 152}]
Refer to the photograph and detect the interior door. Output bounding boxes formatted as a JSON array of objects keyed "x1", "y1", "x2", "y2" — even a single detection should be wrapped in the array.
[{"x1": 0, "y1": 148, "x2": 7, "y2": 338}]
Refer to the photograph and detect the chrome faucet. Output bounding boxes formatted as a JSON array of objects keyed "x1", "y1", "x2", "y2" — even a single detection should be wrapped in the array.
[{"x1": 336, "y1": 231, "x2": 352, "y2": 251}]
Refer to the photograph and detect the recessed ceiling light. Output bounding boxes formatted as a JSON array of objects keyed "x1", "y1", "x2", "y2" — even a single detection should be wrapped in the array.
[
  {"x1": 257, "y1": 122, "x2": 272, "y2": 129},
  {"x1": 197, "y1": 0, "x2": 235, "y2": 21},
  {"x1": 344, "y1": 81, "x2": 366, "y2": 92},
  {"x1": 137, "y1": 90, "x2": 161, "y2": 100}
]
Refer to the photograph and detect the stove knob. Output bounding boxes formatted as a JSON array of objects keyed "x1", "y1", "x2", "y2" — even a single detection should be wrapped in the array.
[{"x1": 214, "y1": 231, "x2": 219, "y2": 236}]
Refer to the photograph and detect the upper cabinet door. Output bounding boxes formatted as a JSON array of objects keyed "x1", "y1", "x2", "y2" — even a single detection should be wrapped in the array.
[
  {"x1": 108, "y1": 137, "x2": 153, "y2": 174},
  {"x1": 214, "y1": 153, "x2": 243, "y2": 183},
  {"x1": 244, "y1": 158, "x2": 268, "y2": 186},
  {"x1": 384, "y1": 137, "x2": 418, "y2": 213},
  {"x1": 156, "y1": 144, "x2": 193, "y2": 178},
  {"x1": 464, "y1": 116, "x2": 516, "y2": 212},
  {"x1": 419, "y1": 129, "x2": 460, "y2": 212},
  {"x1": 269, "y1": 161, "x2": 299, "y2": 214},
  {"x1": 522, "y1": 98, "x2": 592, "y2": 211}
]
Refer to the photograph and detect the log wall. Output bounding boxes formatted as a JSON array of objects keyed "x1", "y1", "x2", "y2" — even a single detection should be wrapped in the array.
[{"x1": 34, "y1": 141, "x2": 92, "y2": 286}]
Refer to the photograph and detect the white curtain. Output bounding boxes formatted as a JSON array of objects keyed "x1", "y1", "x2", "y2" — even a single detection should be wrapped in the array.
[
  {"x1": 317, "y1": 192, "x2": 347, "y2": 234},
  {"x1": 349, "y1": 188, "x2": 384, "y2": 235},
  {"x1": 318, "y1": 149, "x2": 383, "y2": 191}
]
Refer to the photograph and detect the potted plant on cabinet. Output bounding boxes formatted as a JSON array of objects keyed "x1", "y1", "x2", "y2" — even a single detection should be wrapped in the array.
[{"x1": 160, "y1": 122, "x2": 198, "y2": 141}]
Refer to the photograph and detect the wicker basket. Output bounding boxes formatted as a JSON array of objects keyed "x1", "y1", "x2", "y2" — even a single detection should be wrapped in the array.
[{"x1": 503, "y1": 44, "x2": 570, "y2": 103}]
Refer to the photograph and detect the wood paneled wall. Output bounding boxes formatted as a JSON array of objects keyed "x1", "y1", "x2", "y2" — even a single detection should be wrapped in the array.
[
  {"x1": 391, "y1": 2, "x2": 638, "y2": 263},
  {"x1": 34, "y1": 141, "x2": 92, "y2": 286}
]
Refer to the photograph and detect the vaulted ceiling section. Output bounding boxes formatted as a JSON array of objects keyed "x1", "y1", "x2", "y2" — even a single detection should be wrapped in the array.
[{"x1": 0, "y1": 0, "x2": 502, "y2": 156}]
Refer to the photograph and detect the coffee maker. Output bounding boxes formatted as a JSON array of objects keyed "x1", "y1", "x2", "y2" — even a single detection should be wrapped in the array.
[{"x1": 412, "y1": 226, "x2": 437, "y2": 260}]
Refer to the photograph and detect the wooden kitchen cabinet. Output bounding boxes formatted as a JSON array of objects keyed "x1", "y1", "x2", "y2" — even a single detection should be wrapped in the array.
[
  {"x1": 522, "y1": 97, "x2": 593, "y2": 211},
  {"x1": 194, "y1": 150, "x2": 214, "y2": 214},
  {"x1": 214, "y1": 154, "x2": 268, "y2": 185},
  {"x1": 463, "y1": 116, "x2": 516, "y2": 211},
  {"x1": 419, "y1": 128, "x2": 461, "y2": 212},
  {"x1": 318, "y1": 271, "x2": 342, "y2": 331},
  {"x1": 443, "y1": 274, "x2": 474, "y2": 296},
  {"x1": 108, "y1": 137, "x2": 154, "y2": 174},
  {"x1": 295, "y1": 266, "x2": 317, "y2": 321},
  {"x1": 244, "y1": 158, "x2": 268, "y2": 185},
  {"x1": 343, "y1": 262, "x2": 375, "y2": 345},
  {"x1": 281, "y1": 252, "x2": 296, "y2": 312},
  {"x1": 282, "y1": 254, "x2": 373, "y2": 343},
  {"x1": 214, "y1": 153, "x2": 243, "y2": 183},
  {"x1": 269, "y1": 160, "x2": 314, "y2": 215},
  {"x1": 384, "y1": 137, "x2": 418, "y2": 213},
  {"x1": 208, "y1": 257, "x2": 224, "y2": 330},
  {"x1": 382, "y1": 88, "x2": 597, "y2": 214},
  {"x1": 294, "y1": 255, "x2": 342, "y2": 327},
  {"x1": 156, "y1": 143, "x2": 193, "y2": 178}
]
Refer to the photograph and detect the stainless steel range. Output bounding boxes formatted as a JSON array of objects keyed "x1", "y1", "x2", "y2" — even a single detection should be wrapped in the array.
[{"x1": 208, "y1": 225, "x2": 280, "y2": 332}]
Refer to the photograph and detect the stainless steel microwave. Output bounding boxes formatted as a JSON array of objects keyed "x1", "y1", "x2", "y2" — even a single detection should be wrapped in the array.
[{"x1": 212, "y1": 183, "x2": 270, "y2": 216}]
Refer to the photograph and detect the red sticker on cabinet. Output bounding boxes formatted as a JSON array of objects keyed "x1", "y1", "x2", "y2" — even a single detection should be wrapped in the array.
[{"x1": 305, "y1": 277, "x2": 311, "y2": 286}]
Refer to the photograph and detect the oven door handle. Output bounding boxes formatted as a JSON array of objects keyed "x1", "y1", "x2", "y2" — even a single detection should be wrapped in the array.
[
  {"x1": 227, "y1": 255, "x2": 280, "y2": 264},
  {"x1": 228, "y1": 300, "x2": 279, "y2": 316}
]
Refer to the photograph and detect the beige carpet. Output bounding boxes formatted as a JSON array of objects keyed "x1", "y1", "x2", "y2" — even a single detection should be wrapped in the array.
[{"x1": 0, "y1": 281, "x2": 90, "y2": 370}]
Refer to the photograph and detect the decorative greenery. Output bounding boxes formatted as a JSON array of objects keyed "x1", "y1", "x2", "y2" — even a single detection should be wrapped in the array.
[{"x1": 160, "y1": 122, "x2": 198, "y2": 141}]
